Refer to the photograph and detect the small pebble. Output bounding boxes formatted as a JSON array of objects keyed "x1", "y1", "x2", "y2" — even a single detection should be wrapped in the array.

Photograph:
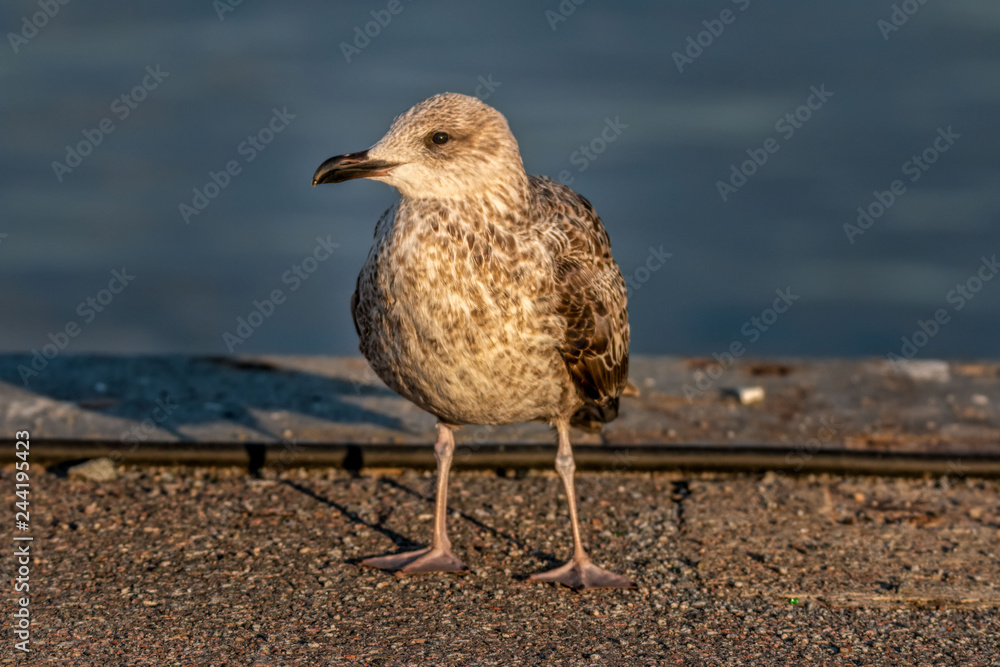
[{"x1": 68, "y1": 458, "x2": 118, "y2": 482}]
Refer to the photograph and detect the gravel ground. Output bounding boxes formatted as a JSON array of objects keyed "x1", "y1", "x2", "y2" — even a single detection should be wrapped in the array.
[{"x1": 4, "y1": 465, "x2": 1000, "y2": 665}]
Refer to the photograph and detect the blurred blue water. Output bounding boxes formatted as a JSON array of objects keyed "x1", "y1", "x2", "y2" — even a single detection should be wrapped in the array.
[{"x1": 1, "y1": 0, "x2": 998, "y2": 360}]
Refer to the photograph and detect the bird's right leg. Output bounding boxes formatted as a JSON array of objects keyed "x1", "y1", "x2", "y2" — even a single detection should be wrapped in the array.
[{"x1": 361, "y1": 422, "x2": 467, "y2": 574}]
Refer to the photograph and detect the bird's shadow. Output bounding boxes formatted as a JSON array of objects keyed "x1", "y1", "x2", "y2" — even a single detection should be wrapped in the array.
[
  {"x1": 279, "y1": 478, "x2": 420, "y2": 557},
  {"x1": 282, "y1": 475, "x2": 562, "y2": 571},
  {"x1": 377, "y1": 477, "x2": 566, "y2": 579}
]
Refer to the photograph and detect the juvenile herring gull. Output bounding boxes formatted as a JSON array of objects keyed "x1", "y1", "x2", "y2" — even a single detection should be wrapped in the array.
[{"x1": 312, "y1": 93, "x2": 633, "y2": 590}]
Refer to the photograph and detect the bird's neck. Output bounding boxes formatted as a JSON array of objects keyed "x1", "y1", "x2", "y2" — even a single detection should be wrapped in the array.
[{"x1": 398, "y1": 172, "x2": 533, "y2": 223}]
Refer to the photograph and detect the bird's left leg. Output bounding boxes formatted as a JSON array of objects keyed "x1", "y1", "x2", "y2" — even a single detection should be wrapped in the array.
[
  {"x1": 529, "y1": 419, "x2": 634, "y2": 590},
  {"x1": 361, "y1": 422, "x2": 467, "y2": 574}
]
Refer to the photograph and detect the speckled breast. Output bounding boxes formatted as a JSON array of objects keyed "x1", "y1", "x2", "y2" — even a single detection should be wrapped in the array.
[{"x1": 353, "y1": 203, "x2": 574, "y2": 426}]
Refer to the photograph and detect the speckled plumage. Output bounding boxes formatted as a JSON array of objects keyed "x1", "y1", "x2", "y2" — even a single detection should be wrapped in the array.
[
  {"x1": 313, "y1": 92, "x2": 634, "y2": 589},
  {"x1": 348, "y1": 95, "x2": 629, "y2": 429}
]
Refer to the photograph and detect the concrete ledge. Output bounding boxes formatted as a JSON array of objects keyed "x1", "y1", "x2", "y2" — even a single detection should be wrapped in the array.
[{"x1": 2, "y1": 354, "x2": 998, "y2": 474}]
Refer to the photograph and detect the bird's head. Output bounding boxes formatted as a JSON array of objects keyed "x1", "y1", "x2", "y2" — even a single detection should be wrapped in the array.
[{"x1": 312, "y1": 93, "x2": 527, "y2": 200}]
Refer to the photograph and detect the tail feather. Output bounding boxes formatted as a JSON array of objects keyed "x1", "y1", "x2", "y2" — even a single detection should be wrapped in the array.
[{"x1": 570, "y1": 396, "x2": 620, "y2": 432}]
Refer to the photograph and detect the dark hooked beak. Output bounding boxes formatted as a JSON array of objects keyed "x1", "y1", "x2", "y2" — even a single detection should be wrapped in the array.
[{"x1": 311, "y1": 150, "x2": 399, "y2": 186}]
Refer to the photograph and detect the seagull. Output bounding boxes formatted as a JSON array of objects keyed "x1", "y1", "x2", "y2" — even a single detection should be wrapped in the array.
[{"x1": 312, "y1": 93, "x2": 633, "y2": 590}]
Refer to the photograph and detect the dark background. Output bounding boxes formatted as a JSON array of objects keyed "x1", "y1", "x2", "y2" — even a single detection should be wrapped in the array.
[{"x1": 2, "y1": 0, "x2": 998, "y2": 360}]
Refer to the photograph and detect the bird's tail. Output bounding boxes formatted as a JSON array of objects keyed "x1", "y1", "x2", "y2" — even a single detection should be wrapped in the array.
[{"x1": 570, "y1": 396, "x2": 620, "y2": 433}]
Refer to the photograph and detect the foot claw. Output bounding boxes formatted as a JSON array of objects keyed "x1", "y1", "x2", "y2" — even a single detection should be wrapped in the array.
[
  {"x1": 361, "y1": 547, "x2": 467, "y2": 575},
  {"x1": 529, "y1": 558, "x2": 634, "y2": 591}
]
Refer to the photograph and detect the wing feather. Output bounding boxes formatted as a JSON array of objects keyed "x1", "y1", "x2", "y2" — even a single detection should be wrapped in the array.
[{"x1": 531, "y1": 176, "x2": 629, "y2": 425}]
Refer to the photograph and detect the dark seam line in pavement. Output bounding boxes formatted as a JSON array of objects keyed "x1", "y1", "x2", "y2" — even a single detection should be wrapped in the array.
[
  {"x1": 671, "y1": 480, "x2": 691, "y2": 533},
  {"x1": 671, "y1": 479, "x2": 704, "y2": 579}
]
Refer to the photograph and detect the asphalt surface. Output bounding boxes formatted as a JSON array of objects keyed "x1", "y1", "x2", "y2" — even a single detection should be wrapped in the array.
[{"x1": 5, "y1": 464, "x2": 1000, "y2": 665}]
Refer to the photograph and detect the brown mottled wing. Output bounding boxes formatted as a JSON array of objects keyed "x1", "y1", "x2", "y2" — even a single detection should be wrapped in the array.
[{"x1": 531, "y1": 176, "x2": 629, "y2": 425}]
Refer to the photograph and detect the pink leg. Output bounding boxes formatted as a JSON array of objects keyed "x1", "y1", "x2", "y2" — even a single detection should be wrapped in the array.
[
  {"x1": 361, "y1": 423, "x2": 467, "y2": 574},
  {"x1": 529, "y1": 420, "x2": 634, "y2": 590}
]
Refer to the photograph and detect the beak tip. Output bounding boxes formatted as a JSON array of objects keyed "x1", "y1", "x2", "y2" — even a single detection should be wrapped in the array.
[{"x1": 312, "y1": 151, "x2": 395, "y2": 187}]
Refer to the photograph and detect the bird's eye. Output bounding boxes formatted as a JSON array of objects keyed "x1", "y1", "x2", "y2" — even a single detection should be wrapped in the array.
[{"x1": 431, "y1": 132, "x2": 449, "y2": 145}]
